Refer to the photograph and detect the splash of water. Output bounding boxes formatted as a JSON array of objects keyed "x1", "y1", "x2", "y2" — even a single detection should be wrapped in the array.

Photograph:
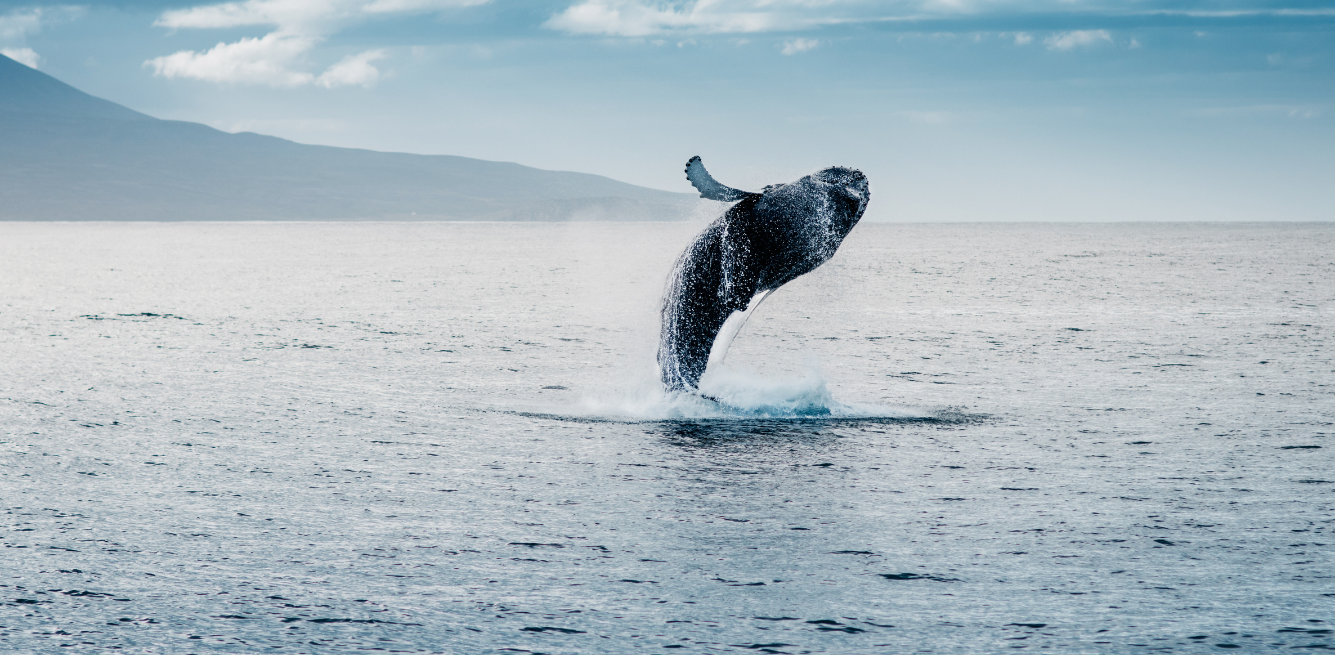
[{"x1": 564, "y1": 361, "x2": 927, "y2": 422}]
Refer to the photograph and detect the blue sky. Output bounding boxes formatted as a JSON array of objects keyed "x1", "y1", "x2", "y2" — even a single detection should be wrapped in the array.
[{"x1": 2, "y1": 0, "x2": 1332, "y2": 221}]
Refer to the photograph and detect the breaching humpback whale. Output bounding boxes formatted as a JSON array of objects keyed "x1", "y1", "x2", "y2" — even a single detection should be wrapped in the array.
[{"x1": 658, "y1": 156, "x2": 870, "y2": 392}]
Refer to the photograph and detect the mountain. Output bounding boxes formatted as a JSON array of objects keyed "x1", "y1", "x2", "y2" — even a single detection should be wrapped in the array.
[{"x1": 0, "y1": 54, "x2": 692, "y2": 221}]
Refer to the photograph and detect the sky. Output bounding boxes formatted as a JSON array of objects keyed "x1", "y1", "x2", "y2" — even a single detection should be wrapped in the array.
[{"x1": 1, "y1": 0, "x2": 1333, "y2": 221}]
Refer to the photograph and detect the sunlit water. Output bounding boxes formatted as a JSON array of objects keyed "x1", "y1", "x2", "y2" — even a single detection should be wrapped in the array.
[{"x1": 1, "y1": 221, "x2": 1332, "y2": 653}]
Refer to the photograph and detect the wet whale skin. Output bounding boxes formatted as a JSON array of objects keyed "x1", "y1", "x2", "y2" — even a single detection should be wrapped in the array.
[{"x1": 659, "y1": 164, "x2": 870, "y2": 391}]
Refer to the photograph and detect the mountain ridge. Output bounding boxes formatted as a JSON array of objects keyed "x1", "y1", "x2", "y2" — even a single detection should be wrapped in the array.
[{"x1": 0, "y1": 54, "x2": 693, "y2": 221}]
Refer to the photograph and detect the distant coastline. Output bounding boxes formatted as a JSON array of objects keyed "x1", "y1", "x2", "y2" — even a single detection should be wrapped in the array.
[{"x1": 0, "y1": 54, "x2": 693, "y2": 223}]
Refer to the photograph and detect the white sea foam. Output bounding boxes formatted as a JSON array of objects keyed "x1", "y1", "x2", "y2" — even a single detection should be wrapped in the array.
[{"x1": 562, "y1": 360, "x2": 927, "y2": 421}]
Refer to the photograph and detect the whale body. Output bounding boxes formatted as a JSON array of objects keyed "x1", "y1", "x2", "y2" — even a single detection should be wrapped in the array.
[{"x1": 658, "y1": 156, "x2": 870, "y2": 392}]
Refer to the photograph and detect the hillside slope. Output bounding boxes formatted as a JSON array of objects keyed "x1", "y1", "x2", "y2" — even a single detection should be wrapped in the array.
[{"x1": 0, "y1": 55, "x2": 691, "y2": 221}]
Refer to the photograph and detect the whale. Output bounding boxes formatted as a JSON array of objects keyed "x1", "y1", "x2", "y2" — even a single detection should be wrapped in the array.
[{"x1": 658, "y1": 156, "x2": 871, "y2": 392}]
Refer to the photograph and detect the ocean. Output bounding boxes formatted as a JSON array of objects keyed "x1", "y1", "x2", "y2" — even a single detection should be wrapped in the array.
[{"x1": 2, "y1": 221, "x2": 1332, "y2": 653}]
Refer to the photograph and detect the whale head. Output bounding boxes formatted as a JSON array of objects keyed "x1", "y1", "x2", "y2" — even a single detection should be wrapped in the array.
[
  {"x1": 761, "y1": 166, "x2": 869, "y2": 255},
  {"x1": 809, "y1": 166, "x2": 870, "y2": 234}
]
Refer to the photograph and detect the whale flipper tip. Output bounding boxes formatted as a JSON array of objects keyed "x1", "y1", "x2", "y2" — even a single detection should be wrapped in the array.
[{"x1": 685, "y1": 156, "x2": 757, "y2": 203}]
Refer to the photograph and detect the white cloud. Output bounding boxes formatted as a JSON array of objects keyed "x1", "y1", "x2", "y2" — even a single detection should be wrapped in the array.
[
  {"x1": 1, "y1": 9, "x2": 43, "y2": 41},
  {"x1": 1, "y1": 46, "x2": 40, "y2": 68},
  {"x1": 1044, "y1": 29, "x2": 1112, "y2": 51},
  {"x1": 2, "y1": 6, "x2": 83, "y2": 68},
  {"x1": 541, "y1": 1, "x2": 1179, "y2": 38},
  {"x1": 780, "y1": 37, "x2": 818, "y2": 55},
  {"x1": 155, "y1": 0, "x2": 482, "y2": 30},
  {"x1": 148, "y1": 0, "x2": 486, "y2": 87},
  {"x1": 155, "y1": 0, "x2": 296, "y2": 30},
  {"x1": 361, "y1": 0, "x2": 489, "y2": 14},
  {"x1": 148, "y1": 32, "x2": 318, "y2": 86},
  {"x1": 544, "y1": 0, "x2": 785, "y2": 36},
  {"x1": 317, "y1": 49, "x2": 386, "y2": 87}
]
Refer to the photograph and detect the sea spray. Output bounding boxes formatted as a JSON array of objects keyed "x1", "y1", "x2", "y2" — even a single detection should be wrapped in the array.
[{"x1": 570, "y1": 359, "x2": 925, "y2": 421}]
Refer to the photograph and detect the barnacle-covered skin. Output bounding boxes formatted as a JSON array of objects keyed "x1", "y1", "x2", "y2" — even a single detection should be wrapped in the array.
[{"x1": 659, "y1": 157, "x2": 871, "y2": 392}]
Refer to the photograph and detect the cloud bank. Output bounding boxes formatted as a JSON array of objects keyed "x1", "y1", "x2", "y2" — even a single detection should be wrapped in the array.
[
  {"x1": 147, "y1": 0, "x2": 486, "y2": 87},
  {"x1": 544, "y1": 0, "x2": 794, "y2": 36},
  {"x1": 542, "y1": 0, "x2": 1076, "y2": 36},
  {"x1": 141, "y1": 0, "x2": 1332, "y2": 88},
  {"x1": 149, "y1": 32, "x2": 320, "y2": 86},
  {"x1": 542, "y1": 1, "x2": 1334, "y2": 42}
]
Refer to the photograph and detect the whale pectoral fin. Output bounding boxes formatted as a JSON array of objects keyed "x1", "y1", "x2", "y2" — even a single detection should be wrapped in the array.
[
  {"x1": 724, "y1": 278, "x2": 758, "y2": 312},
  {"x1": 685, "y1": 156, "x2": 759, "y2": 202}
]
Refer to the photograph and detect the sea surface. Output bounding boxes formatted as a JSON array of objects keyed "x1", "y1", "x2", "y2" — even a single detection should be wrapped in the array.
[{"x1": 1, "y1": 221, "x2": 1332, "y2": 654}]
